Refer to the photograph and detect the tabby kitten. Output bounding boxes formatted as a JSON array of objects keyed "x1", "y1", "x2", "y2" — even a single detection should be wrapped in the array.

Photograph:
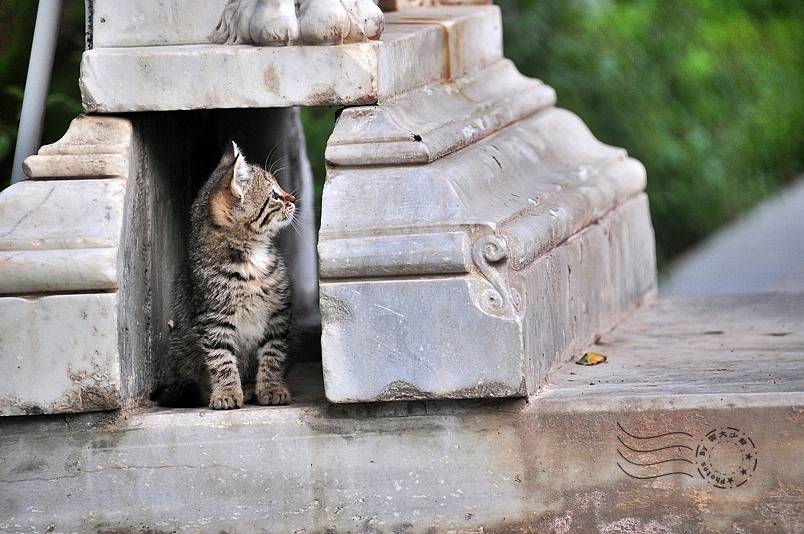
[{"x1": 157, "y1": 141, "x2": 295, "y2": 409}]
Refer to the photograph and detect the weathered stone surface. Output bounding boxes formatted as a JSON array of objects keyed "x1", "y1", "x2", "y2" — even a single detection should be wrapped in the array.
[
  {"x1": 28, "y1": 114, "x2": 132, "y2": 155},
  {"x1": 90, "y1": 0, "x2": 226, "y2": 47},
  {"x1": 0, "y1": 179, "x2": 125, "y2": 252},
  {"x1": 1, "y1": 293, "x2": 801, "y2": 530},
  {"x1": 325, "y1": 59, "x2": 555, "y2": 166},
  {"x1": 319, "y1": 93, "x2": 655, "y2": 402},
  {"x1": 320, "y1": 107, "x2": 644, "y2": 249},
  {"x1": 321, "y1": 276, "x2": 526, "y2": 401},
  {"x1": 0, "y1": 293, "x2": 121, "y2": 416},
  {"x1": 0, "y1": 179, "x2": 125, "y2": 294},
  {"x1": 520, "y1": 194, "x2": 657, "y2": 392},
  {"x1": 22, "y1": 114, "x2": 133, "y2": 178},
  {"x1": 321, "y1": 197, "x2": 655, "y2": 402},
  {"x1": 80, "y1": 6, "x2": 503, "y2": 112},
  {"x1": 89, "y1": 0, "x2": 491, "y2": 47},
  {"x1": 0, "y1": 116, "x2": 133, "y2": 416},
  {"x1": 0, "y1": 249, "x2": 118, "y2": 295}
]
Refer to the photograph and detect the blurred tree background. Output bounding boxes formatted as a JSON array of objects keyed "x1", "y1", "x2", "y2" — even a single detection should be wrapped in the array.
[
  {"x1": 497, "y1": 0, "x2": 804, "y2": 268},
  {"x1": 1, "y1": 0, "x2": 802, "y2": 270},
  {"x1": 0, "y1": 0, "x2": 84, "y2": 184}
]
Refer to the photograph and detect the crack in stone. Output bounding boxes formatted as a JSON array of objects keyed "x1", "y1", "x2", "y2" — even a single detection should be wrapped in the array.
[
  {"x1": 0, "y1": 186, "x2": 55, "y2": 240},
  {"x1": 1, "y1": 464, "x2": 207, "y2": 484}
]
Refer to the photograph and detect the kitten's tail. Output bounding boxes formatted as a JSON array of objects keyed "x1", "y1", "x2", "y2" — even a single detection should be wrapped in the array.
[{"x1": 151, "y1": 380, "x2": 204, "y2": 408}]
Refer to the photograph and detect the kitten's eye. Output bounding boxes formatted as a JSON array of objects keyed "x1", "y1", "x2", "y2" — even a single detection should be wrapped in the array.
[{"x1": 269, "y1": 190, "x2": 280, "y2": 201}]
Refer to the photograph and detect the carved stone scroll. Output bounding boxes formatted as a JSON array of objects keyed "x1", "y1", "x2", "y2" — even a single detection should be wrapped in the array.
[{"x1": 472, "y1": 234, "x2": 522, "y2": 317}]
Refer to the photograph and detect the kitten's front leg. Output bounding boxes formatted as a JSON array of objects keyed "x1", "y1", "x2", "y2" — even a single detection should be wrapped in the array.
[
  {"x1": 201, "y1": 333, "x2": 245, "y2": 409},
  {"x1": 255, "y1": 335, "x2": 291, "y2": 406}
]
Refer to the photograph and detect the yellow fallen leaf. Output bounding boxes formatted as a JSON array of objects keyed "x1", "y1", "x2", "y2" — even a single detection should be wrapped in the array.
[{"x1": 576, "y1": 351, "x2": 608, "y2": 365}]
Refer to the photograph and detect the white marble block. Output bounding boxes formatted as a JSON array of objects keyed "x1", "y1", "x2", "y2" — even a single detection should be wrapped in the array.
[
  {"x1": 0, "y1": 293, "x2": 121, "y2": 416},
  {"x1": 319, "y1": 62, "x2": 657, "y2": 402},
  {"x1": 0, "y1": 116, "x2": 134, "y2": 415},
  {"x1": 80, "y1": 6, "x2": 503, "y2": 112},
  {"x1": 0, "y1": 179, "x2": 125, "y2": 294}
]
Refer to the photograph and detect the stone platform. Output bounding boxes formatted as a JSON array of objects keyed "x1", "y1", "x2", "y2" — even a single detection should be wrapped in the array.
[{"x1": 1, "y1": 293, "x2": 801, "y2": 532}]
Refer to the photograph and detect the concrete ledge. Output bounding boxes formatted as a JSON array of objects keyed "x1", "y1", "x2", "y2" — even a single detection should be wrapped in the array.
[
  {"x1": 1, "y1": 295, "x2": 801, "y2": 531},
  {"x1": 0, "y1": 179, "x2": 125, "y2": 252},
  {"x1": 22, "y1": 153, "x2": 129, "y2": 179}
]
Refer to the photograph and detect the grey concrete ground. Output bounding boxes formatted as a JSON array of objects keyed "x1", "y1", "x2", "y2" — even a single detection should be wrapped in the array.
[
  {"x1": 1, "y1": 294, "x2": 801, "y2": 532},
  {"x1": 662, "y1": 178, "x2": 804, "y2": 295}
]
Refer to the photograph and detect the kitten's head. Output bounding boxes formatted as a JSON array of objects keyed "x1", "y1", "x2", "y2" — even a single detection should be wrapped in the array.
[{"x1": 208, "y1": 141, "x2": 295, "y2": 237}]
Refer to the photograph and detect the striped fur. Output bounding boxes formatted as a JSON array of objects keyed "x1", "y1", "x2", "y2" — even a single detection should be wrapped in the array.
[{"x1": 156, "y1": 141, "x2": 295, "y2": 409}]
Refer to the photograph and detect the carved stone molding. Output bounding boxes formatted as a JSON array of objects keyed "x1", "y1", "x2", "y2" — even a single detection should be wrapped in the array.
[{"x1": 472, "y1": 234, "x2": 522, "y2": 317}]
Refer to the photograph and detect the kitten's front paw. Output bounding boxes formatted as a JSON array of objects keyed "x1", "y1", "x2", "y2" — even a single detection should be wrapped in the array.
[
  {"x1": 256, "y1": 384, "x2": 292, "y2": 406},
  {"x1": 209, "y1": 388, "x2": 244, "y2": 410}
]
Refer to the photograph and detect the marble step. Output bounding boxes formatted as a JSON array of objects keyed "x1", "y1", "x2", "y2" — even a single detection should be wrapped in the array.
[{"x1": 1, "y1": 294, "x2": 801, "y2": 532}]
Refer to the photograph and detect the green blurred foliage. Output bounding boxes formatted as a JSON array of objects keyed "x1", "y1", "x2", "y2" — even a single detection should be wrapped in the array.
[
  {"x1": 497, "y1": 0, "x2": 804, "y2": 267},
  {"x1": 0, "y1": 0, "x2": 84, "y2": 188},
  {"x1": 300, "y1": 106, "x2": 340, "y2": 228},
  {"x1": 2, "y1": 0, "x2": 801, "y2": 269}
]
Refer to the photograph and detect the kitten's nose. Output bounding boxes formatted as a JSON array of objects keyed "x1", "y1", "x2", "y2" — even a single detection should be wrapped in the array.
[{"x1": 284, "y1": 192, "x2": 295, "y2": 203}]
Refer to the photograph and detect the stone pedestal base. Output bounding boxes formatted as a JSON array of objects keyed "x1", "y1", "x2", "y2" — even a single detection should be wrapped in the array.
[
  {"x1": 0, "y1": 116, "x2": 132, "y2": 415},
  {"x1": 319, "y1": 62, "x2": 656, "y2": 402}
]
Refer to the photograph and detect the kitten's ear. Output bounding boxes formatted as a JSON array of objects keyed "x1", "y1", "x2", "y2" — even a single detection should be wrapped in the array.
[
  {"x1": 230, "y1": 142, "x2": 248, "y2": 201},
  {"x1": 215, "y1": 140, "x2": 237, "y2": 168}
]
